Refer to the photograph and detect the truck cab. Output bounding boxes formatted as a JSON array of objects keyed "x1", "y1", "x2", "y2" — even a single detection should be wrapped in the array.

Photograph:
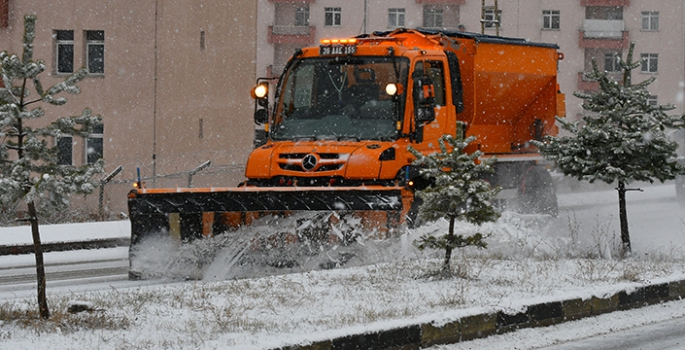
[{"x1": 247, "y1": 32, "x2": 461, "y2": 189}]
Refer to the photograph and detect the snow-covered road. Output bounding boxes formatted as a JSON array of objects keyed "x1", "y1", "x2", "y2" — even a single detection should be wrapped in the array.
[{"x1": 0, "y1": 246, "x2": 130, "y2": 300}]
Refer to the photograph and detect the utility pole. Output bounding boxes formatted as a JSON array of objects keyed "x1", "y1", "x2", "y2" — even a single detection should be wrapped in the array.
[
  {"x1": 495, "y1": 0, "x2": 500, "y2": 36},
  {"x1": 363, "y1": 0, "x2": 368, "y2": 34},
  {"x1": 153, "y1": 0, "x2": 159, "y2": 187},
  {"x1": 481, "y1": 0, "x2": 485, "y2": 34}
]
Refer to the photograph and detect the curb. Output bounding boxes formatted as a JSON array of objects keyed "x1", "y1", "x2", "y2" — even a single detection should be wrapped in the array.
[
  {"x1": 274, "y1": 279, "x2": 685, "y2": 350},
  {"x1": 0, "y1": 237, "x2": 130, "y2": 256}
]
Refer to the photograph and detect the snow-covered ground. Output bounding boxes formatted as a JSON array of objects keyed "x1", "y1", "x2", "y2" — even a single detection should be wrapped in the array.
[
  {"x1": 0, "y1": 184, "x2": 684, "y2": 349},
  {"x1": 0, "y1": 220, "x2": 130, "y2": 246}
]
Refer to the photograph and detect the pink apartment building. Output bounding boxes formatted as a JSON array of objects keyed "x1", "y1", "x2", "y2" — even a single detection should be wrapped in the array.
[{"x1": 0, "y1": 0, "x2": 257, "y2": 187}]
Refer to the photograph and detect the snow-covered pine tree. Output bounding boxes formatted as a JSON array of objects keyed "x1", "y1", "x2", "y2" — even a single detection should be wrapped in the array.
[
  {"x1": 532, "y1": 42, "x2": 685, "y2": 257},
  {"x1": 0, "y1": 15, "x2": 104, "y2": 319},
  {"x1": 409, "y1": 134, "x2": 500, "y2": 275}
]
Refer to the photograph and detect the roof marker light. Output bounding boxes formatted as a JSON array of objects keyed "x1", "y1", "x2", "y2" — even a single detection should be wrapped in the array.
[{"x1": 320, "y1": 38, "x2": 358, "y2": 45}]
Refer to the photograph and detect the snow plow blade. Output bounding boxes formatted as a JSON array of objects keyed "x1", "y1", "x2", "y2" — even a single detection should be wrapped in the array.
[{"x1": 127, "y1": 186, "x2": 413, "y2": 246}]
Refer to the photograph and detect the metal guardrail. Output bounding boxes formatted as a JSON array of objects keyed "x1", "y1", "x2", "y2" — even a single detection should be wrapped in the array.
[{"x1": 0, "y1": 237, "x2": 130, "y2": 255}]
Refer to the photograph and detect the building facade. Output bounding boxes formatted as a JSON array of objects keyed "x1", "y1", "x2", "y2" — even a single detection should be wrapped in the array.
[
  {"x1": 257, "y1": 0, "x2": 685, "y2": 123},
  {"x1": 0, "y1": 0, "x2": 257, "y2": 186},
  {"x1": 1, "y1": 0, "x2": 684, "y2": 216},
  {"x1": 3, "y1": 0, "x2": 683, "y2": 181}
]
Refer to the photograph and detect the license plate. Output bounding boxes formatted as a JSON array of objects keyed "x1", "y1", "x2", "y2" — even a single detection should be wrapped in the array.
[{"x1": 319, "y1": 45, "x2": 357, "y2": 56}]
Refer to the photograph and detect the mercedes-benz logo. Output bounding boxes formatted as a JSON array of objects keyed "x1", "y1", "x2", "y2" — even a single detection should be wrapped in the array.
[{"x1": 302, "y1": 153, "x2": 318, "y2": 171}]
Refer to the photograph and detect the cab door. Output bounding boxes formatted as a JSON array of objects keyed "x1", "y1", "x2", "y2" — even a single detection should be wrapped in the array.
[{"x1": 410, "y1": 57, "x2": 451, "y2": 153}]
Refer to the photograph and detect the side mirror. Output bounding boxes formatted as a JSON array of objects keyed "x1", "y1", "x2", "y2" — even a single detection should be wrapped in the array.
[
  {"x1": 413, "y1": 76, "x2": 435, "y2": 124},
  {"x1": 254, "y1": 109, "x2": 268, "y2": 124}
]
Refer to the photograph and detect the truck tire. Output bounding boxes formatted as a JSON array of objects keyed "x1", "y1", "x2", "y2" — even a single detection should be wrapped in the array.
[{"x1": 517, "y1": 165, "x2": 558, "y2": 216}]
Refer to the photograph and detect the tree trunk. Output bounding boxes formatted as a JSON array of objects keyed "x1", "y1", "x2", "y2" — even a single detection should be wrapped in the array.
[
  {"x1": 442, "y1": 216, "x2": 455, "y2": 274},
  {"x1": 617, "y1": 181, "x2": 631, "y2": 257},
  {"x1": 28, "y1": 201, "x2": 50, "y2": 319}
]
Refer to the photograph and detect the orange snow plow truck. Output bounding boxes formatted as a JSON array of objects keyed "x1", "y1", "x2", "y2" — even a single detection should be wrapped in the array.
[{"x1": 127, "y1": 28, "x2": 565, "y2": 262}]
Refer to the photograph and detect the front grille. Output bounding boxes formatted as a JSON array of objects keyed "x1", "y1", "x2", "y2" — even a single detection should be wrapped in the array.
[
  {"x1": 278, "y1": 153, "x2": 340, "y2": 160},
  {"x1": 277, "y1": 153, "x2": 345, "y2": 172},
  {"x1": 316, "y1": 164, "x2": 342, "y2": 171},
  {"x1": 318, "y1": 153, "x2": 340, "y2": 159},
  {"x1": 279, "y1": 153, "x2": 307, "y2": 159}
]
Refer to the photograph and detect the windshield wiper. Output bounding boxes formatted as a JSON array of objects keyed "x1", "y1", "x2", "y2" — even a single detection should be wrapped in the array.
[
  {"x1": 329, "y1": 57, "x2": 364, "y2": 65},
  {"x1": 292, "y1": 136, "x2": 317, "y2": 141},
  {"x1": 336, "y1": 136, "x2": 360, "y2": 142}
]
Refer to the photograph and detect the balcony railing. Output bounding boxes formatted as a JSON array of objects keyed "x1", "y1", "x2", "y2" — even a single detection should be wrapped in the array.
[
  {"x1": 579, "y1": 31, "x2": 629, "y2": 49},
  {"x1": 577, "y1": 72, "x2": 599, "y2": 91},
  {"x1": 269, "y1": 0, "x2": 315, "y2": 3},
  {"x1": 581, "y1": 0, "x2": 629, "y2": 6},
  {"x1": 583, "y1": 19, "x2": 624, "y2": 38},
  {"x1": 415, "y1": 0, "x2": 465, "y2": 4},
  {"x1": 577, "y1": 71, "x2": 624, "y2": 91},
  {"x1": 579, "y1": 20, "x2": 628, "y2": 49},
  {"x1": 268, "y1": 25, "x2": 316, "y2": 45},
  {"x1": 271, "y1": 25, "x2": 312, "y2": 36}
]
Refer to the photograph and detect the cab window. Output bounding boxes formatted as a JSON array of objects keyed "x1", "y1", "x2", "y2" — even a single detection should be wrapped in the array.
[{"x1": 414, "y1": 60, "x2": 446, "y2": 106}]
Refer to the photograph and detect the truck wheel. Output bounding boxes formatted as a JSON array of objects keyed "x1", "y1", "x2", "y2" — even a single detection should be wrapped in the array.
[{"x1": 518, "y1": 165, "x2": 558, "y2": 216}]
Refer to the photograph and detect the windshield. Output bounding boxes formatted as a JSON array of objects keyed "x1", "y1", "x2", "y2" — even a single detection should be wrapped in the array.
[{"x1": 272, "y1": 56, "x2": 409, "y2": 141}]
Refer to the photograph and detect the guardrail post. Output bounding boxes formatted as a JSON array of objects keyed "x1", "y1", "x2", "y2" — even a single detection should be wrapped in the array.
[
  {"x1": 188, "y1": 160, "x2": 211, "y2": 188},
  {"x1": 99, "y1": 165, "x2": 123, "y2": 219}
]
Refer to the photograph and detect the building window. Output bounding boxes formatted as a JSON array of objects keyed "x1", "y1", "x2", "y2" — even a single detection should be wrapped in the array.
[
  {"x1": 56, "y1": 136, "x2": 73, "y2": 165},
  {"x1": 415, "y1": 60, "x2": 446, "y2": 106},
  {"x1": 647, "y1": 95, "x2": 658, "y2": 106},
  {"x1": 604, "y1": 53, "x2": 621, "y2": 72},
  {"x1": 423, "y1": 6, "x2": 443, "y2": 28},
  {"x1": 640, "y1": 53, "x2": 658, "y2": 73},
  {"x1": 641, "y1": 11, "x2": 659, "y2": 31},
  {"x1": 85, "y1": 30, "x2": 104, "y2": 74},
  {"x1": 483, "y1": 7, "x2": 502, "y2": 29},
  {"x1": 606, "y1": 7, "x2": 623, "y2": 20},
  {"x1": 324, "y1": 7, "x2": 341, "y2": 27},
  {"x1": 388, "y1": 8, "x2": 405, "y2": 28},
  {"x1": 295, "y1": 6, "x2": 310, "y2": 26},
  {"x1": 542, "y1": 10, "x2": 560, "y2": 30},
  {"x1": 86, "y1": 123, "x2": 103, "y2": 164},
  {"x1": 586, "y1": 6, "x2": 623, "y2": 20},
  {"x1": 55, "y1": 30, "x2": 74, "y2": 74}
]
